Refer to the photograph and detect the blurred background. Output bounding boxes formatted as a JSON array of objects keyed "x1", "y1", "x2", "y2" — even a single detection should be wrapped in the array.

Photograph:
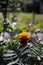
[
  {"x1": 0, "y1": 0, "x2": 43, "y2": 32},
  {"x1": 0, "y1": 0, "x2": 43, "y2": 65}
]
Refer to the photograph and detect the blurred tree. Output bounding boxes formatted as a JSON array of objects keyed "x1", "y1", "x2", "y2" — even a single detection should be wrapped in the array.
[
  {"x1": 0, "y1": 0, "x2": 8, "y2": 19},
  {"x1": 0, "y1": 0, "x2": 9, "y2": 31}
]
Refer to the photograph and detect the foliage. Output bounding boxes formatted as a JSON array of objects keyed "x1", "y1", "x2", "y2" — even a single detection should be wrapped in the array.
[
  {"x1": 0, "y1": 12, "x2": 43, "y2": 65},
  {"x1": 0, "y1": 39, "x2": 43, "y2": 65}
]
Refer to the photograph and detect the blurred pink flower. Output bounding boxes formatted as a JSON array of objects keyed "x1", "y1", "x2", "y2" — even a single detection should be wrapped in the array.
[{"x1": 4, "y1": 32, "x2": 11, "y2": 40}]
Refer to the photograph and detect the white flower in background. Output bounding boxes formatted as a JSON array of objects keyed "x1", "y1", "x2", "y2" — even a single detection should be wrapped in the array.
[
  {"x1": 0, "y1": 36, "x2": 3, "y2": 42},
  {"x1": 29, "y1": 22, "x2": 33, "y2": 27},
  {"x1": 11, "y1": 22, "x2": 17, "y2": 28}
]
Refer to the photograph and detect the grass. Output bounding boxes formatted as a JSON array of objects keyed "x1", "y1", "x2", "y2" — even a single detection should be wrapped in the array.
[
  {"x1": 0, "y1": 12, "x2": 43, "y2": 23},
  {"x1": 0, "y1": 12, "x2": 43, "y2": 32},
  {"x1": 6, "y1": 12, "x2": 43, "y2": 24}
]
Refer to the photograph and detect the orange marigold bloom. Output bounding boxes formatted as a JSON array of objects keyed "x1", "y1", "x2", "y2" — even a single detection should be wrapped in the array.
[{"x1": 18, "y1": 32, "x2": 31, "y2": 44}]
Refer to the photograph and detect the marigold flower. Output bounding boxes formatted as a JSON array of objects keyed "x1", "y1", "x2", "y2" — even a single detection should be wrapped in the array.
[{"x1": 18, "y1": 32, "x2": 31, "y2": 44}]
